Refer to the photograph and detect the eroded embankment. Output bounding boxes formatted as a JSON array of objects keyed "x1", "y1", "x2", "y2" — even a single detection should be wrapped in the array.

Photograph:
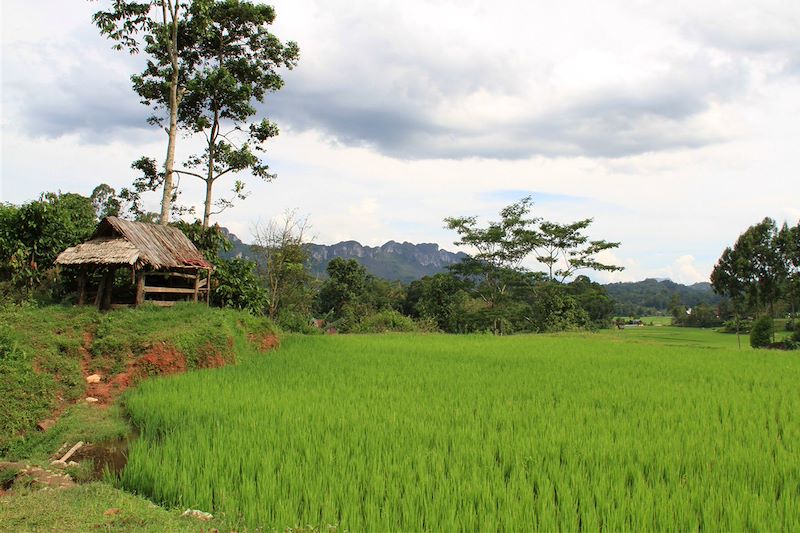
[{"x1": 0, "y1": 304, "x2": 279, "y2": 491}]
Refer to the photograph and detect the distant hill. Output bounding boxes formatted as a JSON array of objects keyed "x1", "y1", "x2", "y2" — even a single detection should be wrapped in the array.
[
  {"x1": 603, "y1": 278, "x2": 721, "y2": 316},
  {"x1": 221, "y1": 230, "x2": 468, "y2": 283},
  {"x1": 306, "y1": 241, "x2": 468, "y2": 283},
  {"x1": 220, "y1": 231, "x2": 718, "y2": 306}
]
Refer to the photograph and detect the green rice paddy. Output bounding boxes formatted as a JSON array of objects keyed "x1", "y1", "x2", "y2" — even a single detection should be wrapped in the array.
[{"x1": 120, "y1": 331, "x2": 800, "y2": 531}]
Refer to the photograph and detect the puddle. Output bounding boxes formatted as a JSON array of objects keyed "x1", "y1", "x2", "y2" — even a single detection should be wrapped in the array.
[{"x1": 71, "y1": 435, "x2": 135, "y2": 479}]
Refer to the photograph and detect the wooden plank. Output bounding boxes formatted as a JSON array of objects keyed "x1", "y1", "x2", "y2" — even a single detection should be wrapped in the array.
[
  {"x1": 143, "y1": 286, "x2": 197, "y2": 294},
  {"x1": 146, "y1": 271, "x2": 197, "y2": 280},
  {"x1": 193, "y1": 272, "x2": 200, "y2": 303}
]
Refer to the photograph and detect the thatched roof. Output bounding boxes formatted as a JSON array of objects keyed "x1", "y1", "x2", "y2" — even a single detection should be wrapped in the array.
[{"x1": 56, "y1": 217, "x2": 212, "y2": 270}]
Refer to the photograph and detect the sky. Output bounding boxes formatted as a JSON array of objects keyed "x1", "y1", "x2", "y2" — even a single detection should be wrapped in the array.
[{"x1": 2, "y1": 0, "x2": 799, "y2": 284}]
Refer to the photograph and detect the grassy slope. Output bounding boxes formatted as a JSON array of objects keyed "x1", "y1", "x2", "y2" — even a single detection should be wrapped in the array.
[
  {"x1": 0, "y1": 303, "x2": 277, "y2": 531},
  {"x1": 1, "y1": 483, "x2": 226, "y2": 532}
]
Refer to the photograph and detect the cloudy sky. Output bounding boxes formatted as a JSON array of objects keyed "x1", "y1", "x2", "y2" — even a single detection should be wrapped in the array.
[{"x1": 2, "y1": 0, "x2": 799, "y2": 284}]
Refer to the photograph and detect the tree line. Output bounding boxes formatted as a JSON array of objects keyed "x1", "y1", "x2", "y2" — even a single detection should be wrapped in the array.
[
  {"x1": 711, "y1": 217, "x2": 800, "y2": 348},
  {"x1": 0, "y1": 191, "x2": 622, "y2": 335}
]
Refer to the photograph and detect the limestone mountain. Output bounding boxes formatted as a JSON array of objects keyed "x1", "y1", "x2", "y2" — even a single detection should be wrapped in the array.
[{"x1": 221, "y1": 229, "x2": 468, "y2": 283}]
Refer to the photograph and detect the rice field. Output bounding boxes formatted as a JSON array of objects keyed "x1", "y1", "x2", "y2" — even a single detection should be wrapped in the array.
[{"x1": 120, "y1": 332, "x2": 800, "y2": 531}]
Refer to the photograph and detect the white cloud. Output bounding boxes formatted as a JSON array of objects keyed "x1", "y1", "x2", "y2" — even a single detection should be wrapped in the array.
[{"x1": 2, "y1": 0, "x2": 800, "y2": 284}]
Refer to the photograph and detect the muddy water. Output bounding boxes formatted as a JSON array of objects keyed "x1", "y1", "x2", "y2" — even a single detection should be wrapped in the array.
[{"x1": 71, "y1": 434, "x2": 136, "y2": 479}]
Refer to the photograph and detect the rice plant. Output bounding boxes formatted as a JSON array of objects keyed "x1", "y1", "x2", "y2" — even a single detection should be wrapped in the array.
[{"x1": 120, "y1": 333, "x2": 800, "y2": 531}]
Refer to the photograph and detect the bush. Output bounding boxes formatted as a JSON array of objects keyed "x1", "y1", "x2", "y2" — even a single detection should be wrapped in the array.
[
  {"x1": 276, "y1": 310, "x2": 321, "y2": 335},
  {"x1": 750, "y1": 316, "x2": 774, "y2": 348},
  {"x1": 721, "y1": 319, "x2": 752, "y2": 334},
  {"x1": 353, "y1": 310, "x2": 417, "y2": 333},
  {"x1": 211, "y1": 258, "x2": 267, "y2": 315}
]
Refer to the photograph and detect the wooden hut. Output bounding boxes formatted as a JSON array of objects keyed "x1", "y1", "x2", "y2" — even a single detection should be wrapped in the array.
[{"x1": 56, "y1": 217, "x2": 213, "y2": 309}]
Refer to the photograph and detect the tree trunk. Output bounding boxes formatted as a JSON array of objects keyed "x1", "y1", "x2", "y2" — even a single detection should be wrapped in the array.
[
  {"x1": 202, "y1": 107, "x2": 220, "y2": 229},
  {"x1": 160, "y1": 1, "x2": 181, "y2": 225},
  {"x1": 202, "y1": 177, "x2": 214, "y2": 229}
]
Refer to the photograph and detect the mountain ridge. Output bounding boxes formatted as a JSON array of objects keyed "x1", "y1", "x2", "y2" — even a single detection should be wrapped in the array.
[
  {"x1": 221, "y1": 230, "x2": 468, "y2": 283},
  {"x1": 221, "y1": 231, "x2": 718, "y2": 311}
]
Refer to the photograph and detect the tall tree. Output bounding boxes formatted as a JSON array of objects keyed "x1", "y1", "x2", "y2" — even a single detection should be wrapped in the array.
[
  {"x1": 778, "y1": 222, "x2": 800, "y2": 325},
  {"x1": 445, "y1": 196, "x2": 541, "y2": 307},
  {"x1": 176, "y1": 0, "x2": 299, "y2": 227},
  {"x1": 536, "y1": 219, "x2": 623, "y2": 282},
  {"x1": 93, "y1": 1, "x2": 187, "y2": 225},
  {"x1": 711, "y1": 217, "x2": 788, "y2": 345},
  {"x1": 251, "y1": 211, "x2": 313, "y2": 320}
]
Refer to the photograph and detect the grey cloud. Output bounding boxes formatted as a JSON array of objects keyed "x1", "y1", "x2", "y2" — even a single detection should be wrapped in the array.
[
  {"x1": 3, "y1": 28, "x2": 154, "y2": 143},
  {"x1": 268, "y1": 52, "x2": 747, "y2": 160}
]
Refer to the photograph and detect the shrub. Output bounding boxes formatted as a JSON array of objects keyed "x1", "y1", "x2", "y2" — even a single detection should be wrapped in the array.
[
  {"x1": 721, "y1": 319, "x2": 752, "y2": 334},
  {"x1": 276, "y1": 310, "x2": 321, "y2": 335},
  {"x1": 212, "y1": 258, "x2": 267, "y2": 315},
  {"x1": 750, "y1": 316, "x2": 773, "y2": 348},
  {"x1": 353, "y1": 310, "x2": 417, "y2": 333}
]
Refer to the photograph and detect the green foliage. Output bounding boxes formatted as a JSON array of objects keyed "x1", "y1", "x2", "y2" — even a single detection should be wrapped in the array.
[
  {"x1": 712, "y1": 218, "x2": 795, "y2": 318},
  {"x1": 251, "y1": 213, "x2": 315, "y2": 320},
  {"x1": 567, "y1": 275, "x2": 615, "y2": 329},
  {"x1": 89, "y1": 184, "x2": 121, "y2": 219},
  {"x1": 120, "y1": 333, "x2": 800, "y2": 530},
  {"x1": 173, "y1": 220, "x2": 232, "y2": 258},
  {"x1": 671, "y1": 303, "x2": 723, "y2": 328},
  {"x1": 526, "y1": 281, "x2": 591, "y2": 332},
  {"x1": 537, "y1": 218, "x2": 623, "y2": 282},
  {"x1": 133, "y1": 0, "x2": 301, "y2": 226},
  {"x1": 211, "y1": 258, "x2": 268, "y2": 315},
  {"x1": 750, "y1": 315, "x2": 774, "y2": 348},
  {"x1": 444, "y1": 197, "x2": 621, "y2": 332},
  {"x1": 721, "y1": 318, "x2": 752, "y2": 334},
  {"x1": 352, "y1": 310, "x2": 417, "y2": 333},
  {"x1": 275, "y1": 309, "x2": 320, "y2": 334},
  {"x1": 0, "y1": 192, "x2": 96, "y2": 296},
  {"x1": 605, "y1": 278, "x2": 721, "y2": 317},
  {"x1": 405, "y1": 273, "x2": 472, "y2": 332}
]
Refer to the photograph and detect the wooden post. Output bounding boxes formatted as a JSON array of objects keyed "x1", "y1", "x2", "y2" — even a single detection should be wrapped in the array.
[
  {"x1": 77, "y1": 269, "x2": 87, "y2": 306},
  {"x1": 206, "y1": 269, "x2": 212, "y2": 306},
  {"x1": 95, "y1": 269, "x2": 107, "y2": 308},
  {"x1": 101, "y1": 267, "x2": 116, "y2": 310},
  {"x1": 193, "y1": 270, "x2": 200, "y2": 303},
  {"x1": 135, "y1": 269, "x2": 146, "y2": 306}
]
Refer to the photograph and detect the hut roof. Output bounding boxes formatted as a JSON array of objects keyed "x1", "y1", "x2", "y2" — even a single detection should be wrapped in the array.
[{"x1": 56, "y1": 217, "x2": 213, "y2": 270}]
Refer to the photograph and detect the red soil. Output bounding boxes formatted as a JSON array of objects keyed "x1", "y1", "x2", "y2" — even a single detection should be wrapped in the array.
[{"x1": 250, "y1": 333, "x2": 280, "y2": 352}]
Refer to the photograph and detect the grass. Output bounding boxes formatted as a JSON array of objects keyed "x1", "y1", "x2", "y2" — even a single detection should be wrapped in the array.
[
  {"x1": 2, "y1": 403, "x2": 131, "y2": 463},
  {"x1": 119, "y1": 330, "x2": 800, "y2": 531},
  {"x1": 0, "y1": 482, "x2": 226, "y2": 532},
  {"x1": 1, "y1": 303, "x2": 279, "y2": 532},
  {"x1": 0, "y1": 302, "x2": 278, "y2": 456}
]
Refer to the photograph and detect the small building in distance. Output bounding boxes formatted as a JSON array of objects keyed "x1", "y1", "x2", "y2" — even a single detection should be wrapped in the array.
[{"x1": 56, "y1": 216, "x2": 213, "y2": 309}]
